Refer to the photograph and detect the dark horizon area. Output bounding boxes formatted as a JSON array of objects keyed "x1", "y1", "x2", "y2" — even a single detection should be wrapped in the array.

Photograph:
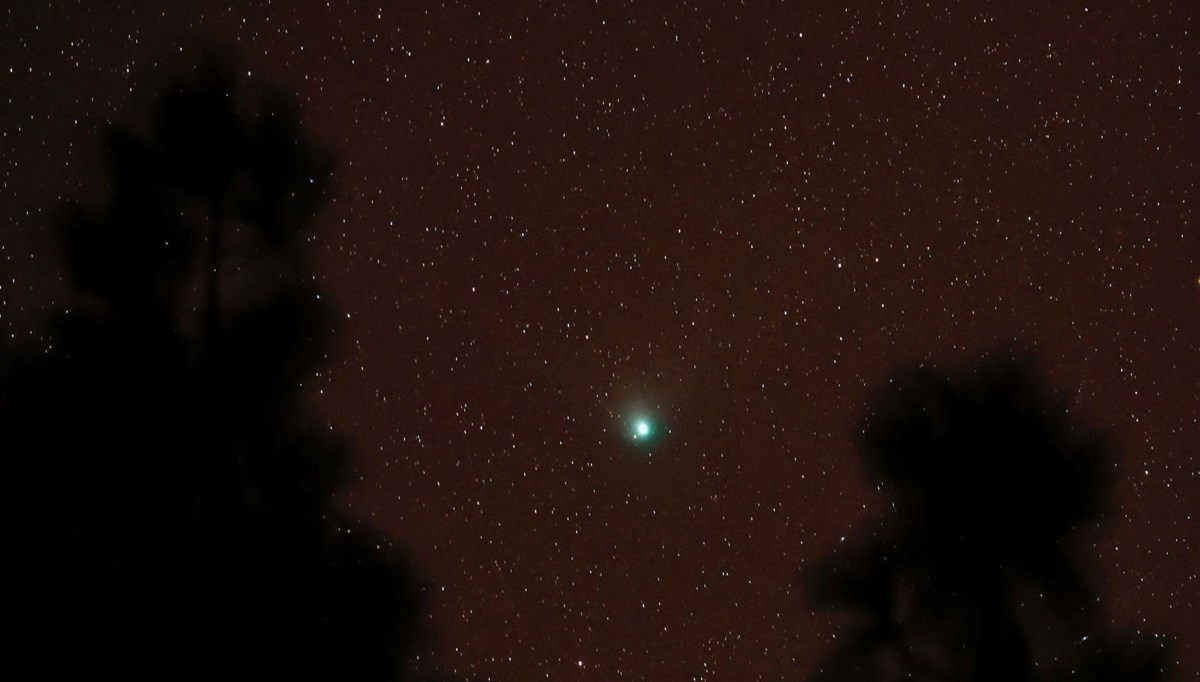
[{"x1": 2, "y1": 2, "x2": 1196, "y2": 680}]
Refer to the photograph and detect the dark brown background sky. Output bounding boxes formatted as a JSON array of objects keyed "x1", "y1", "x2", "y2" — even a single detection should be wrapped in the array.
[{"x1": 3, "y1": 1, "x2": 1196, "y2": 679}]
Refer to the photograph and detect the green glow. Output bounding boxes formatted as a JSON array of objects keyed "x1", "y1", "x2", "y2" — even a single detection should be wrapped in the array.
[{"x1": 628, "y1": 415, "x2": 658, "y2": 445}]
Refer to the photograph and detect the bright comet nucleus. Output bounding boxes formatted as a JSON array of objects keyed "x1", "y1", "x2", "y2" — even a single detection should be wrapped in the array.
[
  {"x1": 628, "y1": 415, "x2": 657, "y2": 444},
  {"x1": 623, "y1": 409, "x2": 661, "y2": 448}
]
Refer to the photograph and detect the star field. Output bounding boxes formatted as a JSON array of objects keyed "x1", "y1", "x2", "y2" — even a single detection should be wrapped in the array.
[{"x1": 2, "y1": 1, "x2": 1197, "y2": 680}]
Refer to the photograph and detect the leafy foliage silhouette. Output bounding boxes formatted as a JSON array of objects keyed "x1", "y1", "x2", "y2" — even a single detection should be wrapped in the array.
[
  {"x1": 805, "y1": 355, "x2": 1175, "y2": 682},
  {"x1": 4, "y1": 63, "x2": 424, "y2": 680}
]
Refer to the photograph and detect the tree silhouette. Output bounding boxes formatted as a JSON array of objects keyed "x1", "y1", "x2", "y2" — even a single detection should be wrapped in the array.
[
  {"x1": 804, "y1": 354, "x2": 1176, "y2": 682},
  {"x1": 3, "y1": 62, "x2": 423, "y2": 680}
]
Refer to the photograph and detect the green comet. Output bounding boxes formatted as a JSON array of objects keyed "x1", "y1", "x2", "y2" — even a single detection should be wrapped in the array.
[
  {"x1": 628, "y1": 415, "x2": 659, "y2": 446},
  {"x1": 635, "y1": 420, "x2": 650, "y2": 438}
]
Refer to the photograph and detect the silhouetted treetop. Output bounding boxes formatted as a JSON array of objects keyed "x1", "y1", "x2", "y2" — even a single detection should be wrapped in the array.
[
  {"x1": 4, "y1": 61, "x2": 423, "y2": 681},
  {"x1": 859, "y1": 356, "x2": 1111, "y2": 576},
  {"x1": 803, "y1": 353, "x2": 1175, "y2": 682}
]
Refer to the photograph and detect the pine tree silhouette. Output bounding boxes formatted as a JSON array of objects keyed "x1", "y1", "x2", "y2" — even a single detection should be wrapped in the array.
[
  {"x1": 804, "y1": 354, "x2": 1175, "y2": 682},
  {"x1": 4, "y1": 62, "x2": 423, "y2": 680}
]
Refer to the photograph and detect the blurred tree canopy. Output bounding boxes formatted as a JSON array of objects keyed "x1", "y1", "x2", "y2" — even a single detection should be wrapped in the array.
[
  {"x1": 804, "y1": 354, "x2": 1176, "y2": 682},
  {"x1": 3, "y1": 62, "x2": 423, "y2": 680}
]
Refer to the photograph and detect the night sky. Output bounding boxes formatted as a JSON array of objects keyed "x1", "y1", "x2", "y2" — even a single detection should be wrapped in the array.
[{"x1": 3, "y1": 1, "x2": 1197, "y2": 680}]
